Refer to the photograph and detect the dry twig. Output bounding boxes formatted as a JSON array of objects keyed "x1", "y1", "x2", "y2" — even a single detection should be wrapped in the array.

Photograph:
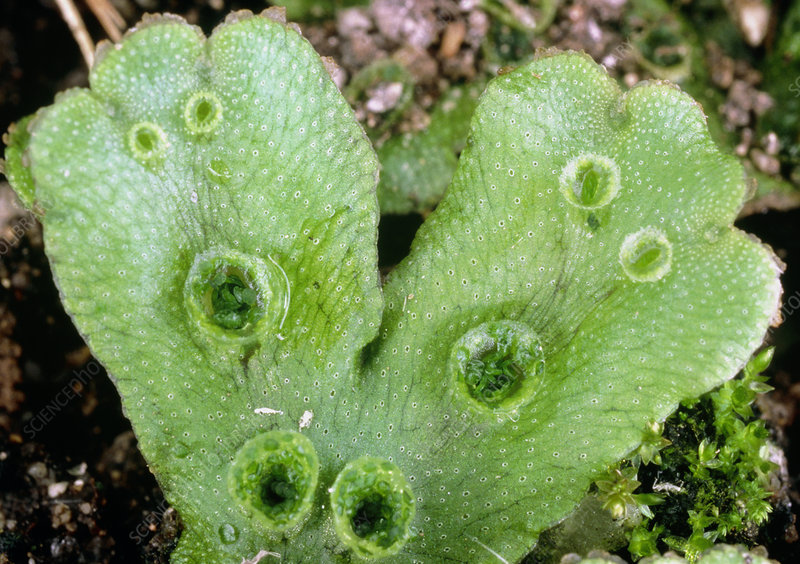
[
  {"x1": 53, "y1": 0, "x2": 95, "y2": 68},
  {"x1": 54, "y1": 0, "x2": 128, "y2": 69},
  {"x1": 86, "y1": 0, "x2": 126, "y2": 42}
]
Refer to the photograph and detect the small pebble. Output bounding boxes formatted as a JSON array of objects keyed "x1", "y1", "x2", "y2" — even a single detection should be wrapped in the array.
[
  {"x1": 623, "y1": 72, "x2": 639, "y2": 89},
  {"x1": 753, "y1": 91, "x2": 774, "y2": 115},
  {"x1": 337, "y1": 8, "x2": 371, "y2": 36},
  {"x1": 50, "y1": 502, "x2": 72, "y2": 530},
  {"x1": 27, "y1": 461, "x2": 49, "y2": 480},
  {"x1": 737, "y1": 0, "x2": 770, "y2": 46},
  {"x1": 751, "y1": 148, "x2": 780, "y2": 175},
  {"x1": 439, "y1": 21, "x2": 466, "y2": 58},
  {"x1": 366, "y1": 82, "x2": 404, "y2": 113},
  {"x1": 48, "y1": 481, "x2": 69, "y2": 498},
  {"x1": 735, "y1": 128, "x2": 753, "y2": 157},
  {"x1": 762, "y1": 132, "x2": 780, "y2": 156}
]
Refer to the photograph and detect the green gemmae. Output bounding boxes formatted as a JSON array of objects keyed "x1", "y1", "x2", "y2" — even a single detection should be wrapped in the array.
[{"x1": 1, "y1": 7, "x2": 781, "y2": 564}]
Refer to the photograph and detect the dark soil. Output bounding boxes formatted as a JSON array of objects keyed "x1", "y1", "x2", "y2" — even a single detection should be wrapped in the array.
[{"x1": 0, "y1": 1, "x2": 798, "y2": 563}]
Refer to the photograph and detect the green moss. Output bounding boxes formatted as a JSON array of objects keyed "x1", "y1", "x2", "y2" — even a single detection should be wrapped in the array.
[{"x1": 626, "y1": 349, "x2": 779, "y2": 561}]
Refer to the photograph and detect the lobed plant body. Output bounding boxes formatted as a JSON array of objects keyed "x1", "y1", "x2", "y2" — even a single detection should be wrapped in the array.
[{"x1": 1, "y1": 8, "x2": 783, "y2": 564}]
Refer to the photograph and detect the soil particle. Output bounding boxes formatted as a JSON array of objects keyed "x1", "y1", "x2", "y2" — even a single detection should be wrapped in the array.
[
  {"x1": 709, "y1": 48, "x2": 783, "y2": 182},
  {"x1": 707, "y1": 41, "x2": 736, "y2": 89},
  {"x1": 337, "y1": 6, "x2": 372, "y2": 36},
  {"x1": 1, "y1": 172, "x2": 176, "y2": 562},
  {"x1": 758, "y1": 373, "x2": 800, "y2": 450},
  {"x1": 372, "y1": 0, "x2": 443, "y2": 49},
  {"x1": 302, "y1": 0, "x2": 488, "y2": 136},
  {"x1": 736, "y1": 127, "x2": 755, "y2": 157},
  {"x1": 729, "y1": 0, "x2": 771, "y2": 47},
  {"x1": 393, "y1": 44, "x2": 439, "y2": 83},
  {"x1": 439, "y1": 37, "x2": 479, "y2": 80},
  {"x1": 365, "y1": 81, "x2": 406, "y2": 112},
  {"x1": 464, "y1": 8, "x2": 490, "y2": 48},
  {"x1": 0, "y1": 305, "x2": 22, "y2": 414},
  {"x1": 549, "y1": 0, "x2": 627, "y2": 67},
  {"x1": 438, "y1": 19, "x2": 466, "y2": 58},
  {"x1": 587, "y1": 0, "x2": 628, "y2": 21},
  {"x1": 723, "y1": 80, "x2": 775, "y2": 127},
  {"x1": 751, "y1": 148, "x2": 782, "y2": 176},
  {"x1": 762, "y1": 131, "x2": 781, "y2": 156},
  {"x1": 334, "y1": 13, "x2": 389, "y2": 68},
  {"x1": 51, "y1": 503, "x2": 74, "y2": 532},
  {"x1": 310, "y1": 0, "x2": 487, "y2": 98},
  {"x1": 0, "y1": 442, "x2": 116, "y2": 563}
]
